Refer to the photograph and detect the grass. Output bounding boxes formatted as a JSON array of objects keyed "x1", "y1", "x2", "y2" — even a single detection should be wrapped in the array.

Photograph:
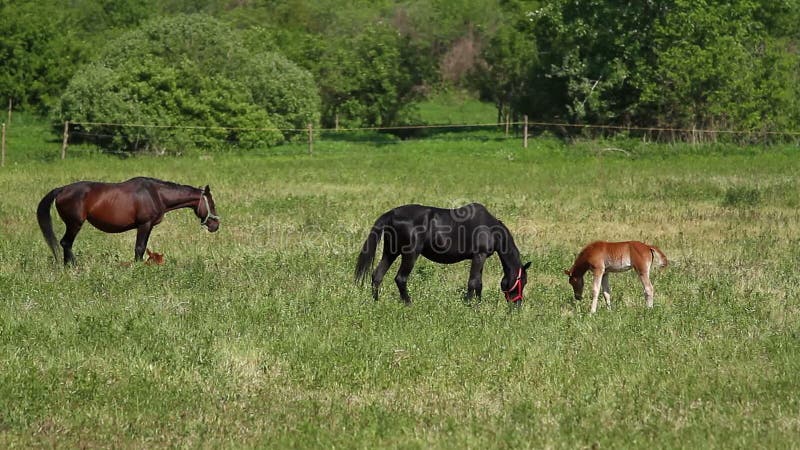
[
  {"x1": 1, "y1": 118, "x2": 799, "y2": 447},
  {"x1": 416, "y1": 89, "x2": 497, "y2": 125}
]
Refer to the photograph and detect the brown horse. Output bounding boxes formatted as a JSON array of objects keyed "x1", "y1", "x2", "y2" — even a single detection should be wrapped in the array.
[
  {"x1": 37, "y1": 177, "x2": 220, "y2": 265},
  {"x1": 564, "y1": 241, "x2": 668, "y2": 313}
]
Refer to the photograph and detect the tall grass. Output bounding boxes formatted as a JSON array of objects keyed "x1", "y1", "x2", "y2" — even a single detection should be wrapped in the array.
[{"x1": 0, "y1": 129, "x2": 798, "y2": 447}]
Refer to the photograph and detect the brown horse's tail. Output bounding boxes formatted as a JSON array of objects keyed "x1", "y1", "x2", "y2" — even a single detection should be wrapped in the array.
[
  {"x1": 355, "y1": 211, "x2": 392, "y2": 285},
  {"x1": 37, "y1": 187, "x2": 63, "y2": 262},
  {"x1": 649, "y1": 245, "x2": 669, "y2": 268}
]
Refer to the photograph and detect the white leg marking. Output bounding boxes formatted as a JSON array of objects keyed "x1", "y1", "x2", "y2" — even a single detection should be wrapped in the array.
[{"x1": 590, "y1": 270, "x2": 603, "y2": 313}]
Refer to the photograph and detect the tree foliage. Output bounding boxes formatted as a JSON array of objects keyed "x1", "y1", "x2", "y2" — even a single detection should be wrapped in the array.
[
  {"x1": 55, "y1": 14, "x2": 319, "y2": 152},
  {"x1": 477, "y1": 0, "x2": 800, "y2": 137},
  {"x1": 4, "y1": 0, "x2": 800, "y2": 142},
  {"x1": 228, "y1": 0, "x2": 495, "y2": 127},
  {"x1": 313, "y1": 24, "x2": 426, "y2": 128},
  {"x1": 0, "y1": 0, "x2": 163, "y2": 113},
  {"x1": 0, "y1": 1, "x2": 86, "y2": 113}
]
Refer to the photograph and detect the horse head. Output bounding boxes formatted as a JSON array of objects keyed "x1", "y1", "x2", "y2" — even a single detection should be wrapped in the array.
[
  {"x1": 503, "y1": 261, "x2": 532, "y2": 303},
  {"x1": 564, "y1": 269, "x2": 584, "y2": 300},
  {"x1": 196, "y1": 185, "x2": 220, "y2": 232}
]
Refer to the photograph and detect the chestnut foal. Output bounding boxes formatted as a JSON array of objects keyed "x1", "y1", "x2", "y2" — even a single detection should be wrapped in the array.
[{"x1": 565, "y1": 241, "x2": 668, "y2": 313}]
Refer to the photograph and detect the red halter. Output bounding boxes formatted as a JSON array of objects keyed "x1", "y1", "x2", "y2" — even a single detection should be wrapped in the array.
[{"x1": 503, "y1": 268, "x2": 524, "y2": 302}]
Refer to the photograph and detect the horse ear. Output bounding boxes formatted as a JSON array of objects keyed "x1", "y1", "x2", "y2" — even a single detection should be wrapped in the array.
[
  {"x1": 523, "y1": 261, "x2": 532, "y2": 270},
  {"x1": 204, "y1": 185, "x2": 211, "y2": 194}
]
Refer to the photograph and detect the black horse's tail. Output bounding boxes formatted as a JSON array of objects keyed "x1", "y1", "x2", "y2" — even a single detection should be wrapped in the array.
[
  {"x1": 355, "y1": 211, "x2": 392, "y2": 285},
  {"x1": 37, "y1": 187, "x2": 63, "y2": 262}
]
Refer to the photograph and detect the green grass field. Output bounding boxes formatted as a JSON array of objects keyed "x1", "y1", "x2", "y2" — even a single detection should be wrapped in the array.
[
  {"x1": 416, "y1": 90, "x2": 497, "y2": 125},
  {"x1": 1, "y1": 117, "x2": 799, "y2": 447}
]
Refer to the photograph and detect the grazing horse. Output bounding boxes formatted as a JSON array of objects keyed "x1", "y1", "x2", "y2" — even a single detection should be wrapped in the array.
[
  {"x1": 565, "y1": 241, "x2": 668, "y2": 313},
  {"x1": 37, "y1": 177, "x2": 220, "y2": 265},
  {"x1": 355, "y1": 203, "x2": 531, "y2": 304}
]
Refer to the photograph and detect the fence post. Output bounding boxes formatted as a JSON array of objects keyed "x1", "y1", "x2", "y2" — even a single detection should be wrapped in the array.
[
  {"x1": 61, "y1": 121, "x2": 69, "y2": 160},
  {"x1": 7, "y1": 98, "x2": 11, "y2": 126},
  {"x1": 1, "y1": 123, "x2": 6, "y2": 167},
  {"x1": 505, "y1": 113, "x2": 510, "y2": 136},
  {"x1": 307, "y1": 122, "x2": 313, "y2": 155},
  {"x1": 523, "y1": 115, "x2": 528, "y2": 148}
]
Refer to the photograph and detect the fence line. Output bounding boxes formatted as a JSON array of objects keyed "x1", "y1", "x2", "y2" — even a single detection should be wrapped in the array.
[
  {"x1": 1, "y1": 117, "x2": 794, "y2": 164},
  {"x1": 68, "y1": 119, "x2": 800, "y2": 136},
  {"x1": 70, "y1": 121, "x2": 514, "y2": 132},
  {"x1": 59, "y1": 120, "x2": 539, "y2": 158}
]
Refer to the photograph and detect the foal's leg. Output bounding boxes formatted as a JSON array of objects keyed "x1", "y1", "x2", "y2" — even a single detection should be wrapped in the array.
[
  {"x1": 134, "y1": 223, "x2": 153, "y2": 261},
  {"x1": 371, "y1": 248, "x2": 398, "y2": 301},
  {"x1": 601, "y1": 272, "x2": 612, "y2": 309},
  {"x1": 638, "y1": 271, "x2": 655, "y2": 308},
  {"x1": 590, "y1": 268, "x2": 604, "y2": 313},
  {"x1": 394, "y1": 253, "x2": 419, "y2": 304},
  {"x1": 466, "y1": 253, "x2": 488, "y2": 300}
]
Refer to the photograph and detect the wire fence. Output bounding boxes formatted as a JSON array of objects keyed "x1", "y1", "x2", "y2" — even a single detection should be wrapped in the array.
[
  {"x1": 3, "y1": 116, "x2": 800, "y2": 165},
  {"x1": 67, "y1": 119, "x2": 800, "y2": 136},
  {"x1": 62, "y1": 118, "x2": 800, "y2": 155},
  {"x1": 61, "y1": 119, "x2": 537, "y2": 157}
]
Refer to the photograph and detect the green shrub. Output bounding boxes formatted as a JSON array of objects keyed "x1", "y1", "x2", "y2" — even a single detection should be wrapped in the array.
[{"x1": 54, "y1": 14, "x2": 320, "y2": 153}]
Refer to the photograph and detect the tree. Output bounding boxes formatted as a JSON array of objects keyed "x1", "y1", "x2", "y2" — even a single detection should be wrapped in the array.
[
  {"x1": 258, "y1": 22, "x2": 426, "y2": 128},
  {"x1": 504, "y1": 0, "x2": 800, "y2": 138},
  {"x1": 0, "y1": 2, "x2": 87, "y2": 112},
  {"x1": 318, "y1": 24, "x2": 424, "y2": 128},
  {"x1": 0, "y1": 0, "x2": 168, "y2": 113},
  {"x1": 640, "y1": 0, "x2": 800, "y2": 133},
  {"x1": 473, "y1": 21, "x2": 537, "y2": 123}
]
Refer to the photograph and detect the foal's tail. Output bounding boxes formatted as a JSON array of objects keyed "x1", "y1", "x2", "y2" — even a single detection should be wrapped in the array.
[
  {"x1": 37, "y1": 187, "x2": 63, "y2": 262},
  {"x1": 649, "y1": 245, "x2": 669, "y2": 268},
  {"x1": 355, "y1": 211, "x2": 391, "y2": 285}
]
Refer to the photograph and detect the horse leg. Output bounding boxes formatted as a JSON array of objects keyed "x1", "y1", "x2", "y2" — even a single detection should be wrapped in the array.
[
  {"x1": 465, "y1": 253, "x2": 487, "y2": 300},
  {"x1": 601, "y1": 272, "x2": 612, "y2": 309},
  {"x1": 60, "y1": 221, "x2": 83, "y2": 266},
  {"x1": 371, "y1": 249, "x2": 399, "y2": 301},
  {"x1": 134, "y1": 224, "x2": 153, "y2": 261},
  {"x1": 639, "y1": 272, "x2": 655, "y2": 308},
  {"x1": 394, "y1": 253, "x2": 419, "y2": 304},
  {"x1": 590, "y1": 268, "x2": 604, "y2": 313}
]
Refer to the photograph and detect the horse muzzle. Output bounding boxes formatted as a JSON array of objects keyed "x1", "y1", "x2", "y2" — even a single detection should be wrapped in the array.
[
  {"x1": 203, "y1": 219, "x2": 220, "y2": 232},
  {"x1": 504, "y1": 290, "x2": 523, "y2": 303}
]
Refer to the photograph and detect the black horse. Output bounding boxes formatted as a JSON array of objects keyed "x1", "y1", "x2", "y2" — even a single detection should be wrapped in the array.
[
  {"x1": 37, "y1": 177, "x2": 220, "y2": 265},
  {"x1": 355, "y1": 203, "x2": 531, "y2": 304}
]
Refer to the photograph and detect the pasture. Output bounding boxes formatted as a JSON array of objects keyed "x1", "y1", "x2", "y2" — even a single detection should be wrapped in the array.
[{"x1": 1, "y1": 129, "x2": 799, "y2": 447}]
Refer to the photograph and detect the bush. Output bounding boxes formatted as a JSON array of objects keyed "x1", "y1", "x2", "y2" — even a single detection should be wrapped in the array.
[{"x1": 54, "y1": 14, "x2": 320, "y2": 153}]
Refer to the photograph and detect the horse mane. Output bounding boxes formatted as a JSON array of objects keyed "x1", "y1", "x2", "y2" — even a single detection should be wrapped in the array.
[
  {"x1": 128, "y1": 177, "x2": 199, "y2": 191},
  {"x1": 567, "y1": 244, "x2": 596, "y2": 276},
  {"x1": 493, "y1": 219, "x2": 522, "y2": 269}
]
